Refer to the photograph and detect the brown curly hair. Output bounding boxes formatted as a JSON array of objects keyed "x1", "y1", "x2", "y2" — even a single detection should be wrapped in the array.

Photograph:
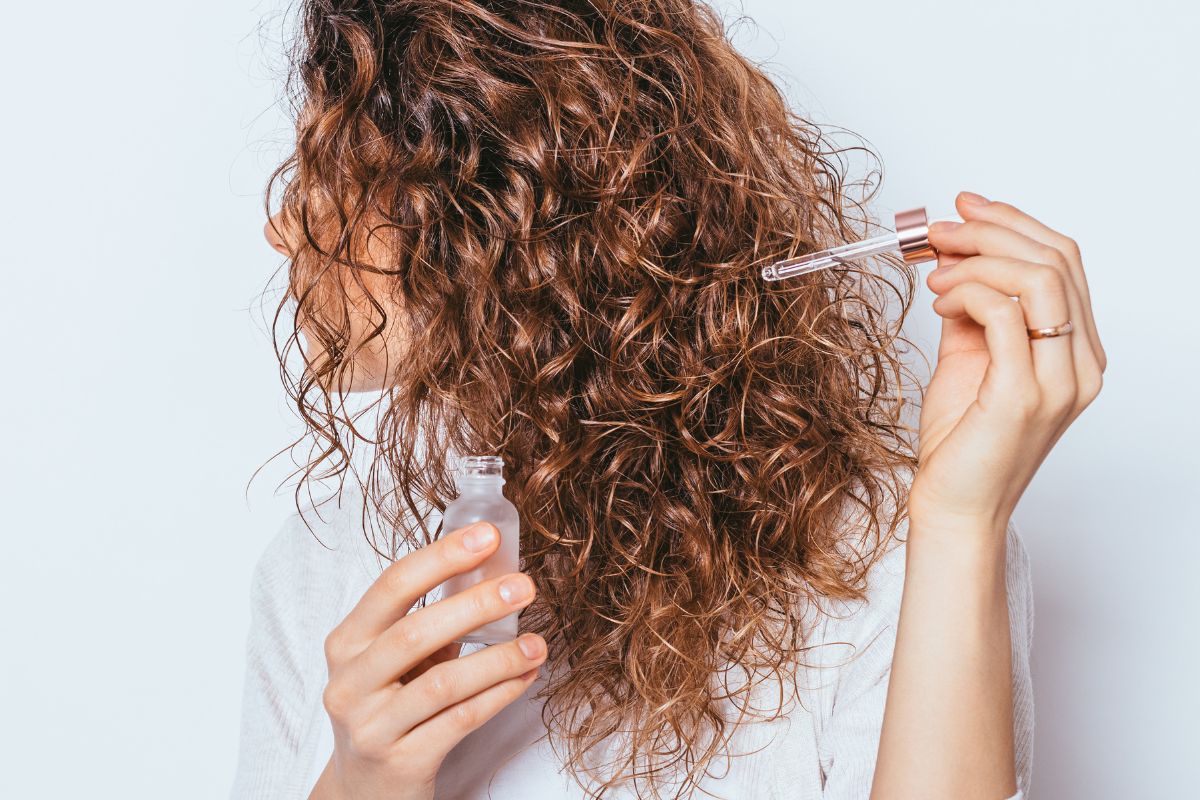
[{"x1": 264, "y1": 1, "x2": 921, "y2": 796}]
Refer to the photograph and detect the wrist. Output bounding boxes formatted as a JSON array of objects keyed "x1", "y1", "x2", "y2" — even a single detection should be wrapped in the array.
[
  {"x1": 907, "y1": 475, "x2": 1019, "y2": 530},
  {"x1": 908, "y1": 511, "x2": 1007, "y2": 539},
  {"x1": 905, "y1": 516, "x2": 1011, "y2": 610},
  {"x1": 907, "y1": 491, "x2": 1011, "y2": 538},
  {"x1": 906, "y1": 513, "x2": 1010, "y2": 575}
]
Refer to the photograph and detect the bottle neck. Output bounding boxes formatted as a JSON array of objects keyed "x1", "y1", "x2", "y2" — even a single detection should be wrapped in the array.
[{"x1": 455, "y1": 477, "x2": 506, "y2": 495}]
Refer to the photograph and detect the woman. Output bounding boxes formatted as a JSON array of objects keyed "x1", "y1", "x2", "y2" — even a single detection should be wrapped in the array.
[{"x1": 232, "y1": 1, "x2": 1104, "y2": 798}]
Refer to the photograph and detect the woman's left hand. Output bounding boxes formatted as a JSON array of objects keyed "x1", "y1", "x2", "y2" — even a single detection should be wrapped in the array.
[{"x1": 908, "y1": 191, "x2": 1107, "y2": 529}]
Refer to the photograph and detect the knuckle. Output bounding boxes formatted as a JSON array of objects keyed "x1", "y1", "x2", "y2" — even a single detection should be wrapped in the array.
[
  {"x1": 1044, "y1": 381, "x2": 1078, "y2": 415},
  {"x1": 1017, "y1": 390, "x2": 1041, "y2": 415},
  {"x1": 469, "y1": 584, "x2": 496, "y2": 616},
  {"x1": 348, "y1": 727, "x2": 385, "y2": 761},
  {"x1": 451, "y1": 700, "x2": 479, "y2": 730},
  {"x1": 1014, "y1": 395, "x2": 1041, "y2": 421},
  {"x1": 322, "y1": 682, "x2": 352, "y2": 720},
  {"x1": 1061, "y1": 235, "x2": 1082, "y2": 259},
  {"x1": 1079, "y1": 370, "x2": 1104, "y2": 403},
  {"x1": 435, "y1": 536, "x2": 462, "y2": 569},
  {"x1": 394, "y1": 621, "x2": 424, "y2": 652},
  {"x1": 1038, "y1": 244, "x2": 1068, "y2": 267},
  {"x1": 381, "y1": 563, "x2": 413, "y2": 597},
  {"x1": 1003, "y1": 383, "x2": 1041, "y2": 418},
  {"x1": 991, "y1": 299, "x2": 1024, "y2": 326},
  {"x1": 425, "y1": 667, "x2": 456, "y2": 704},
  {"x1": 1030, "y1": 264, "x2": 1065, "y2": 295},
  {"x1": 324, "y1": 627, "x2": 350, "y2": 663}
]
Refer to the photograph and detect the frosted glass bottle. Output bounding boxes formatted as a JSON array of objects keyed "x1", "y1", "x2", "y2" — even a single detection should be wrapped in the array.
[{"x1": 439, "y1": 455, "x2": 522, "y2": 644}]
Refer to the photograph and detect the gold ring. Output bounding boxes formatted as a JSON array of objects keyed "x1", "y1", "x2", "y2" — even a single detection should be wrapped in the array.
[{"x1": 1027, "y1": 320, "x2": 1074, "y2": 339}]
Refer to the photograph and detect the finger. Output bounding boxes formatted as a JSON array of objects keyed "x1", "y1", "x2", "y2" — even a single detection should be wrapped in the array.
[
  {"x1": 950, "y1": 194, "x2": 1106, "y2": 409},
  {"x1": 927, "y1": 255, "x2": 1075, "y2": 396},
  {"x1": 368, "y1": 633, "x2": 547, "y2": 740},
  {"x1": 399, "y1": 641, "x2": 464, "y2": 684},
  {"x1": 936, "y1": 250, "x2": 968, "y2": 269},
  {"x1": 350, "y1": 571, "x2": 537, "y2": 690},
  {"x1": 931, "y1": 282, "x2": 1036, "y2": 389},
  {"x1": 397, "y1": 665, "x2": 541, "y2": 757},
  {"x1": 950, "y1": 193, "x2": 1105, "y2": 373},
  {"x1": 330, "y1": 521, "x2": 501, "y2": 656},
  {"x1": 928, "y1": 218, "x2": 1062, "y2": 269}
]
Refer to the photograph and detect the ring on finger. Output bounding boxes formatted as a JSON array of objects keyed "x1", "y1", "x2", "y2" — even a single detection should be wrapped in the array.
[{"x1": 1027, "y1": 320, "x2": 1074, "y2": 339}]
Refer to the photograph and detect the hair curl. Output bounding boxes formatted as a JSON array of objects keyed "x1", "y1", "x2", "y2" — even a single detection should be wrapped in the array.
[{"x1": 264, "y1": 1, "x2": 922, "y2": 796}]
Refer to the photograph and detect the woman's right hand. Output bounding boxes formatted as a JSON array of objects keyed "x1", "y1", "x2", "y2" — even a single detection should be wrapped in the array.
[{"x1": 307, "y1": 521, "x2": 545, "y2": 800}]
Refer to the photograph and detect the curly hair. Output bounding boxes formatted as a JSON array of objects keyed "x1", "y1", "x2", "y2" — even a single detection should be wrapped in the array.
[{"x1": 264, "y1": 1, "x2": 922, "y2": 796}]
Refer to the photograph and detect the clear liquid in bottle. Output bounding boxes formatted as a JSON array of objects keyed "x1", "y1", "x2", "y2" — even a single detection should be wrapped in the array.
[{"x1": 438, "y1": 455, "x2": 522, "y2": 645}]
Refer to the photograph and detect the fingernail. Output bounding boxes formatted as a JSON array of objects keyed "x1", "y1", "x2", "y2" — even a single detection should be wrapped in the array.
[
  {"x1": 960, "y1": 191, "x2": 989, "y2": 206},
  {"x1": 929, "y1": 221, "x2": 961, "y2": 234},
  {"x1": 462, "y1": 522, "x2": 496, "y2": 552},
  {"x1": 518, "y1": 634, "x2": 544, "y2": 659},
  {"x1": 499, "y1": 574, "x2": 533, "y2": 604}
]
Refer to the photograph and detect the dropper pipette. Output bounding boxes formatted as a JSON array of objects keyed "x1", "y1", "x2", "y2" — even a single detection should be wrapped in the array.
[{"x1": 761, "y1": 207, "x2": 960, "y2": 282}]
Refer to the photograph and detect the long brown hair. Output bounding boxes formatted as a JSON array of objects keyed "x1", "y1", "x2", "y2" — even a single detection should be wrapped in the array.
[{"x1": 265, "y1": 1, "x2": 920, "y2": 796}]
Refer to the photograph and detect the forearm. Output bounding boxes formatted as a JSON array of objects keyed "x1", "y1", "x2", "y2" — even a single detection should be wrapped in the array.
[{"x1": 870, "y1": 517, "x2": 1017, "y2": 800}]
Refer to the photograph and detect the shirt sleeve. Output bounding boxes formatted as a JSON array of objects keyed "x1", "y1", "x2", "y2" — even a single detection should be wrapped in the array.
[
  {"x1": 812, "y1": 519, "x2": 1035, "y2": 799},
  {"x1": 229, "y1": 515, "x2": 328, "y2": 800}
]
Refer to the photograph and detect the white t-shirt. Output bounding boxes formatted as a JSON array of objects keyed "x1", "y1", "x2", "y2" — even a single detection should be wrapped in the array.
[{"x1": 229, "y1": 486, "x2": 1034, "y2": 799}]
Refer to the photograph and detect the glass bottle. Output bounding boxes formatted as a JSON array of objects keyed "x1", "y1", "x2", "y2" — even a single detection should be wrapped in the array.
[{"x1": 438, "y1": 455, "x2": 522, "y2": 644}]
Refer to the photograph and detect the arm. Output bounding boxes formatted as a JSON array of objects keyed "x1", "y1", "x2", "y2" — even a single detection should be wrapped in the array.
[
  {"x1": 814, "y1": 520, "x2": 1034, "y2": 799},
  {"x1": 868, "y1": 191, "x2": 1104, "y2": 798},
  {"x1": 872, "y1": 520, "x2": 1020, "y2": 799}
]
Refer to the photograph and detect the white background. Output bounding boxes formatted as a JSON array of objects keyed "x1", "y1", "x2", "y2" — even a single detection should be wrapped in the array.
[{"x1": 1, "y1": 1, "x2": 1194, "y2": 797}]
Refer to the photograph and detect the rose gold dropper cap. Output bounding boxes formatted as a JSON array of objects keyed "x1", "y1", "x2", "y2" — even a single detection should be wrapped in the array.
[{"x1": 895, "y1": 207, "x2": 938, "y2": 264}]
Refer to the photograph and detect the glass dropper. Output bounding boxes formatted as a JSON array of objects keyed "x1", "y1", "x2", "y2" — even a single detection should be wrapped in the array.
[{"x1": 761, "y1": 207, "x2": 961, "y2": 282}]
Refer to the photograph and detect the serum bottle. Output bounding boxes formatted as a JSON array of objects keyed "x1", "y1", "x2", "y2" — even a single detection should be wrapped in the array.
[{"x1": 438, "y1": 455, "x2": 522, "y2": 644}]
